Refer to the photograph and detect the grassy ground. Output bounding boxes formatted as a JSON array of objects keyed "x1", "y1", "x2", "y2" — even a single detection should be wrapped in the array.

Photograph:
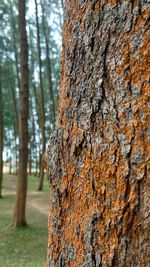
[{"x1": 0, "y1": 174, "x2": 49, "y2": 267}]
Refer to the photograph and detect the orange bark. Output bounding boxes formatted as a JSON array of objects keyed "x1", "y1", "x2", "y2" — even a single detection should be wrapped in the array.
[{"x1": 45, "y1": 1, "x2": 150, "y2": 266}]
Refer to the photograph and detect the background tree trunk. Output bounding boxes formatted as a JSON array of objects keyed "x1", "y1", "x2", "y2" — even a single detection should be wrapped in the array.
[
  {"x1": 13, "y1": 0, "x2": 29, "y2": 227},
  {"x1": 44, "y1": 1, "x2": 150, "y2": 266},
  {"x1": 0, "y1": 65, "x2": 3, "y2": 198},
  {"x1": 9, "y1": 1, "x2": 20, "y2": 93},
  {"x1": 41, "y1": 0, "x2": 56, "y2": 124},
  {"x1": 34, "y1": 0, "x2": 46, "y2": 191}
]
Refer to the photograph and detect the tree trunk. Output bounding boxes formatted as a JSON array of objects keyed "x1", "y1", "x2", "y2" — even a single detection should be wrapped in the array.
[
  {"x1": 9, "y1": 1, "x2": 20, "y2": 93},
  {"x1": 9, "y1": 148, "x2": 12, "y2": 175},
  {"x1": 35, "y1": 149, "x2": 39, "y2": 177},
  {"x1": 13, "y1": 0, "x2": 29, "y2": 227},
  {"x1": 29, "y1": 25, "x2": 41, "y2": 129},
  {"x1": 9, "y1": 84, "x2": 19, "y2": 172},
  {"x1": 9, "y1": 83, "x2": 18, "y2": 132},
  {"x1": 41, "y1": 0, "x2": 56, "y2": 124},
  {"x1": 0, "y1": 65, "x2": 3, "y2": 198},
  {"x1": 44, "y1": 1, "x2": 150, "y2": 266},
  {"x1": 28, "y1": 147, "x2": 32, "y2": 175},
  {"x1": 34, "y1": 0, "x2": 46, "y2": 191}
]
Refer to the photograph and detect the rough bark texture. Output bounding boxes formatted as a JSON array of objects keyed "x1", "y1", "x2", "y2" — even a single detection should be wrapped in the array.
[
  {"x1": 13, "y1": 0, "x2": 29, "y2": 227},
  {"x1": 44, "y1": 1, "x2": 150, "y2": 266}
]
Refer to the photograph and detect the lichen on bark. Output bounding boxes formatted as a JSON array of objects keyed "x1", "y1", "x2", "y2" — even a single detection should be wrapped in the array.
[{"x1": 44, "y1": 1, "x2": 150, "y2": 266}]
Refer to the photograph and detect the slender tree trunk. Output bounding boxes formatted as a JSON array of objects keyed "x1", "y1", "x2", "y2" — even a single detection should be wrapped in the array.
[
  {"x1": 31, "y1": 112, "x2": 37, "y2": 176},
  {"x1": 8, "y1": 84, "x2": 19, "y2": 173},
  {"x1": 34, "y1": 0, "x2": 46, "y2": 191},
  {"x1": 29, "y1": 25, "x2": 41, "y2": 127},
  {"x1": 28, "y1": 97, "x2": 32, "y2": 176},
  {"x1": 9, "y1": 162, "x2": 12, "y2": 175},
  {"x1": 9, "y1": 84, "x2": 18, "y2": 131},
  {"x1": 15, "y1": 136, "x2": 18, "y2": 175},
  {"x1": 28, "y1": 146, "x2": 32, "y2": 175},
  {"x1": 35, "y1": 151, "x2": 38, "y2": 177},
  {"x1": 44, "y1": 1, "x2": 150, "y2": 266},
  {"x1": 29, "y1": 26, "x2": 41, "y2": 178},
  {"x1": 41, "y1": 0, "x2": 55, "y2": 124},
  {"x1": 9, "y1": 2, "x2": 20, "y2": 92},
  {"x1": 0, "y1": 66, "x2": 3, "y2": 198},
  {"x1": 13, "y1": 0, "x2": 29, "y2": 227},
  {"x1": 7, "y1": 132, "x2": 12, "y2": 175},
  {"x1": 6, "y1": 63, "x2": 19, "y2": 173},
  {"x1": 9, "y1": 147, "x2": 12, "y2": 175}
]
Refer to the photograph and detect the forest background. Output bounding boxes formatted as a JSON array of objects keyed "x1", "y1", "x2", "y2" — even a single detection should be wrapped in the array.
[
  {"x1": 0, "y1": 0, "x2": 62, "y2": 266},
  {"x1": 0, "y1": 0, "x2": 62, "y2": 185}
]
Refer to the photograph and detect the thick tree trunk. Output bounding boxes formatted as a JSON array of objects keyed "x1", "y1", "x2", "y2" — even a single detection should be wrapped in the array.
[
  {"x1": 0, "y1": 66, "x2": 3, "y2": 198},
  {"x1": 13, "y1": 0, "x2": 29, "y2": 227},
  {"x1": 44, "y1": 1, "x2": 150, "y2": 266}
]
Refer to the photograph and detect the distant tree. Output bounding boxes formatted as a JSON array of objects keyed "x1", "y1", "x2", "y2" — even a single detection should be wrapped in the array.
[
  {"x1": 41, "y1": 0, "x2": 55, "y2": 124},
  {"x1": 13, "y1": 0, "x2": 29, "y2": 227},
  {"x1": 34, "y1": 0, "x2": 46, "y2": 191},
  {"x1": 0, "y1": 65, "x2": 3, "y2": 198},
  {"x1": 8, "y1": 0, "x2": 20, "y2": 93}
]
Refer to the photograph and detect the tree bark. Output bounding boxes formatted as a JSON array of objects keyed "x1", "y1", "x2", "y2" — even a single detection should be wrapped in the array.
[
  {"x1": 0, "y1": 65, "x2": 3, "y2": 198},
  {"x1": 44, "y1": 1, "x2": 150, "y2": 266},
  {"x1": 13, "y1": 0, "x2": 29, "y2": 227}
]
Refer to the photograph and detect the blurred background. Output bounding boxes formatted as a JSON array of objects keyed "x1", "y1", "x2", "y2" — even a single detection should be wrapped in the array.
[{"x1": 0, "y1": 0, "x2": 63, "y2": 266}]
